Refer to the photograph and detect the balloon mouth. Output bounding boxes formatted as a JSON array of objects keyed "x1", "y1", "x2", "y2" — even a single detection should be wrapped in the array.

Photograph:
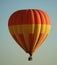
[
  {"x1": 26, "y1": 51, "x2": 33, "y2": 61},
  {"x1": 28, "y1": 54, "x2": 32, "y2": 61},
  {"x1": 28, "y1": 55, "x2": 32, "y2": 61}
]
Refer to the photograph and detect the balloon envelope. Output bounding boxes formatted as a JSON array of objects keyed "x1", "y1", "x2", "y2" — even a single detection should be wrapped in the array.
[{"x1": 8, "y1": 9, "x2": 51, "y2": 60}]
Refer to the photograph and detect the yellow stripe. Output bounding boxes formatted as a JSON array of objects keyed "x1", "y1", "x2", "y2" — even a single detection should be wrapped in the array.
[
  {"x1": 40, "y1": 24, "x2": 51, "y2": 45},
  {"x1": 9, "y1": 24, "x2": 51, "y2": 34}
]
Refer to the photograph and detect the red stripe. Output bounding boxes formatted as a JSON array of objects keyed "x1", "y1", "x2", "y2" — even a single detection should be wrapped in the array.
[
  {"x1": 8, "y1": 9, "x2": 51, "y2": 26},
  {"x1": 29, "y1": 34, "x2": 34, "y2": 51},
  {"x1": 18, "y1": 34, "x2": 28, "y2": 52},
  {"x1": 11, "y1": 34, "x2": 28, "y2": 52},
  {"x1": 12, "y1": 34, "x2": 19, "y2": 44}
]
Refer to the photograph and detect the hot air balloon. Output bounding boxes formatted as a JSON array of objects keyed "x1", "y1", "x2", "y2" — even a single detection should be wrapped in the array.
[{"x1": 8, "y1": 9, "x2": 51, "y2": 61}]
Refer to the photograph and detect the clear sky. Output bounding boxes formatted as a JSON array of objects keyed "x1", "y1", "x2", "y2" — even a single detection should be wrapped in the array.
[{"x1": 0, "y1": 0, "x2": 57, "y2": 65}]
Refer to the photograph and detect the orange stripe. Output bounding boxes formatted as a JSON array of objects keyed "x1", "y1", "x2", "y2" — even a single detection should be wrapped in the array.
[
  {"x1": 31, "y1": 33, "x2": 48, "y2": 55},
  {"x1": 8, "y1": 9, "x2": 51, "y2": 26},
  {"x1": 38, "y1": 10, "x2": 51, "y2": 25},
  {"x1": 31, "y1": 33, "x2": 44, "y2": 55},
  {"x1": 38, "y1": 10, "x2": 46, "y2": 24}
]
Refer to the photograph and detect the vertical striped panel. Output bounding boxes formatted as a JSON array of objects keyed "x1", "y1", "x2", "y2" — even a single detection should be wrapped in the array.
[{"x1": 30, "y1": 10, "x2": 41, "y2": 51}]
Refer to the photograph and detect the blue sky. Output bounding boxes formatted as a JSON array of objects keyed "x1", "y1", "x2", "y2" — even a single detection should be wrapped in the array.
[{"x1": 0, "y1": 0, "x2": 57, "y2": 65}]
